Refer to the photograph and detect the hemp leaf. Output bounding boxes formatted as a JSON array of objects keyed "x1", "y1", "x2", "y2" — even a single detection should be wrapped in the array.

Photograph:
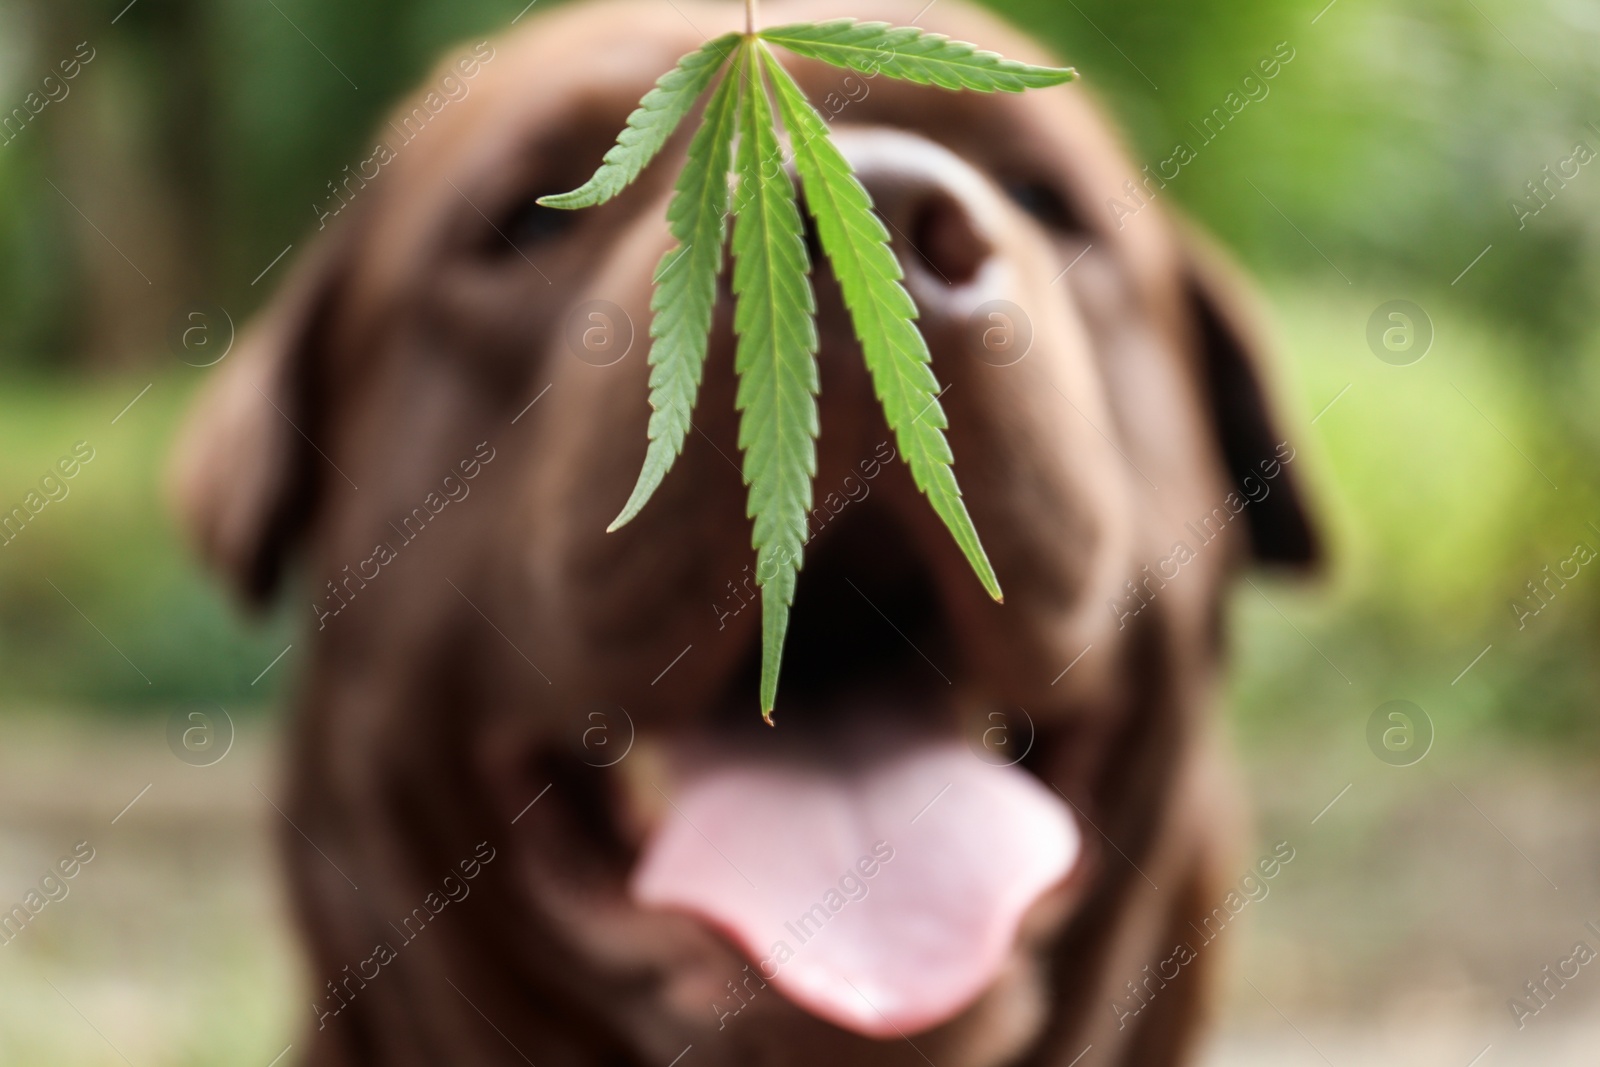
[
  {"x1": 538, "y1": 33, "x2": 744, "y2": 210},
  {"x1": 763, "y1": 48, "x2": 1002, "y2": 608},
  {"x1": 758, "y1": 19, "x2": 1075, "y2": 91},
  {"x1": 608, "y1": 55, "x2": 743, "y2": 530},
  {"x1": 539, "y1": 16, "x2": 1074, "y2": 720},
  {"x1": 731, "y1": 44, "x2": 820, "y2": 721}
]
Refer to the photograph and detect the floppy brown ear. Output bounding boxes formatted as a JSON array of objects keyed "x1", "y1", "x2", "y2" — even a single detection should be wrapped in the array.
[
  {"x1": 1177, "y1": 221, "x2": 1320, "y2": 568},
  {"x1": 166, "y1": 228, "x2": 355, "y2": 605}
]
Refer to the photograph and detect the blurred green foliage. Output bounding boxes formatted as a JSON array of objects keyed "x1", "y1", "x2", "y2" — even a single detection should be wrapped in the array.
[
  {"x1": 0, "y1": 376, "x2": 294, "y2": 709},
  {"x1": 3, "y1": 0, "x2": 1598, "y2": 361},
  {"x1": 0, "y1": 0, "x2": 1594, "y2": 750}
]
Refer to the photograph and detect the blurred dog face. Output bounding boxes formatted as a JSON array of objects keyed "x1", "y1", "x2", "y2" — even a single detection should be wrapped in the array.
[{"x1": 172, "y1": 1, "x2": 1315, "y2": 1064}]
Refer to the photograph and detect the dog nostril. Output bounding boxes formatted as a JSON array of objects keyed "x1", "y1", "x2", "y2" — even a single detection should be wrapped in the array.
[{"x1": 908, "y1": 193, "x2": 989, "y2": 286}]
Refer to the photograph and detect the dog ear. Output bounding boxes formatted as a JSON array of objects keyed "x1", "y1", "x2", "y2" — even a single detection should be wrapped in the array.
[
  {"x1": 1177, "y1": 222, "x2": 1320, "y2": 568},
  {"x1": 166, "y1": 226, "x2": 356, "y2": 605}
]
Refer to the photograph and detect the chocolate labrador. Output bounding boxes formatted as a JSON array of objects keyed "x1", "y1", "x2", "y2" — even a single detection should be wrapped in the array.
[{"x1": 170, "y1": 1, "x2": 1317, "y2": 1064}]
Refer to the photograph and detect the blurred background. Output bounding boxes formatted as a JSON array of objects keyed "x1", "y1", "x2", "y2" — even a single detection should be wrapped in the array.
[{"x1": 0, "y1": 0, "x2": 1595, "y2": 1063}]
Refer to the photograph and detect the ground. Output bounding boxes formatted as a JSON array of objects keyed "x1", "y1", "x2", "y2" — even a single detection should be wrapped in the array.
[{"x1": 0, "y1": 709, "x2": 1596, "y2": 1065}]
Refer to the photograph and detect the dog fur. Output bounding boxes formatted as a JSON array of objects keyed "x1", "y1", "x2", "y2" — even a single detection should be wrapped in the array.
[{"x1": 170, "y1": 2, "x2": 1317, "y2": 1064}]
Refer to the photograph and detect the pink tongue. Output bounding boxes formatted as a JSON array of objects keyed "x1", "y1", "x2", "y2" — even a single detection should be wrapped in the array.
[{"x1": 631, "y1": 730, "x2": 1079, "y2": 1038}]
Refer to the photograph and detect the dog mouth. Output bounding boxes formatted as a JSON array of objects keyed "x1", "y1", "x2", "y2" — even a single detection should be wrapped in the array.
[{"x1": 621, "y1": 505, "x2": 1082, "y2": 1038}]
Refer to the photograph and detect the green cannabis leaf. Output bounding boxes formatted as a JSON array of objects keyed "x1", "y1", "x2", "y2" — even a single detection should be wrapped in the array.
[
  {"x1": 538, "y1": 17, "x2": 1075, "y2": 720},
  {"x1": 607, "y1": 56, "x2": 743, "y2": 531},
  {"x1": 731, "y1": 44, "x2": 820, "y2": 720},
  {"x1": 763, "y1": 47, "x2": 1002, "y2": 607},
  {"x1": 758, "y1": 19, "x2": 1073, "y2": 91},
  {"x1": 538, "y1": 32, "x2": 743, "y2": 210}
]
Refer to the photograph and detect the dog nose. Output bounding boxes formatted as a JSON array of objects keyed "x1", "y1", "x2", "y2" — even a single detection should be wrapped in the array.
[
  {"x1": 907, "y1": 188, "x2": 989, "y2": 285},
  {"x1": 820, "y1": 128, "x2": 1006, "y2": 297}
]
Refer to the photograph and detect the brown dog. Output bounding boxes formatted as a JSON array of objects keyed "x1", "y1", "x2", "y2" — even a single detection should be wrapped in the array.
[{"x1": 170, "y1": 1, "x2": 1317, "y2": 1064}]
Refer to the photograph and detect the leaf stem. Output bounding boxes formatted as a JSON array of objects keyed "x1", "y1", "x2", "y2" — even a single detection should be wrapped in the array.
[{"x1": 745, "y1": 0, "x2": 758, "y2": 35}]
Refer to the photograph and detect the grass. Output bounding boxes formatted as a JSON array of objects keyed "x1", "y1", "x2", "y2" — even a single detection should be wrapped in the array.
[{"x1": 0, "y1": 374, "x2": 294, "y2": 715}]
